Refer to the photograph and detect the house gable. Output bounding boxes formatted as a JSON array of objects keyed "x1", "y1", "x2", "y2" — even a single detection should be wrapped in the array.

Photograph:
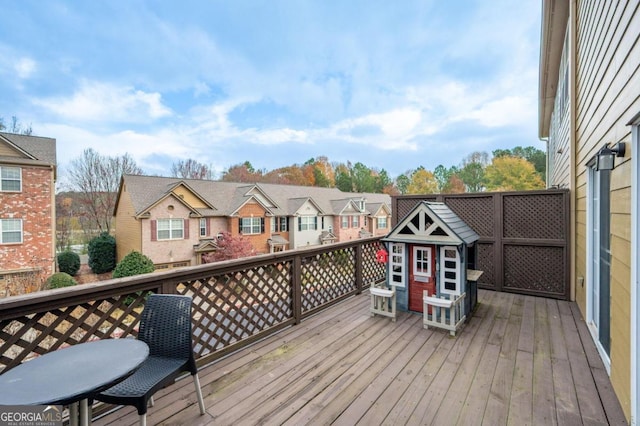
[
  {"x1": 0, "y1": 139, "x2": 30, "y2": 159},
  {"x1": 293, "y1": 198, "x2": 322, "y2": 216},
  {"x1": 137, "y1": 190, "x2": 203, "y2": 219},
  {"x1": 384, "y1": 202, "x2": 478, "y2": 246},
  {"x1": 230, "y1": 195, "x2": 274, "y2": 217},
  {"x1": 170, "y1": 182, "x2": 214, "y2": 211},
  {"x1": 335, "y1": 199, "x2": 364, "y2": 216},
  {"x1": 244, "y1": 185, "x2": 279, "y2": 210}
]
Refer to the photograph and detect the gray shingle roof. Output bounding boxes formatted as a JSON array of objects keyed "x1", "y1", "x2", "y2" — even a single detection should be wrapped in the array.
[
  {"x1": 425, "y1": 202, "x2": 479, "y2": 245},
  {"x1": 119, "y1": 174, "x2": 391, "y2": 217},
  {"x1": 0, "y1": 132, "x2": 56, "y2": 165}
]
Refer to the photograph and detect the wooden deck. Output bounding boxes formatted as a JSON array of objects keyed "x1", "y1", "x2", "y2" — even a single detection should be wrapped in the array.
[{"x1": 94, "y1": 290, "x2": 628, "y2": 425}]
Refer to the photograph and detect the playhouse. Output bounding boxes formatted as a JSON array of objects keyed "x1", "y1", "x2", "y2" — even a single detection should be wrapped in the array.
[{"x1": 372, "y1": 201, "x2": 481, "y2": 335}]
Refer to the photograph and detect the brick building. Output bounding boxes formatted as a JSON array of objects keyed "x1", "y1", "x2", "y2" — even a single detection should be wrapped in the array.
[
  {"x1": 0, "y1": 133, "x2": 57, "y2": 296},
  {"x1": 114, "y1": 175, "x2": 391, "y2": 268}
]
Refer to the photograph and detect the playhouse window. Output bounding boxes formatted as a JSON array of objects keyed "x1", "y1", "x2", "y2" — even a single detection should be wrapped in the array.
[
  {"x1": 412, "y1": 247, "x2": 432, "y2": 277},
  {"x1": 440, "y1": 246, "x2": 461, "y2": 296},
  {"x1": 388, "y1": 243, "x2": 405, "y2": 287}
]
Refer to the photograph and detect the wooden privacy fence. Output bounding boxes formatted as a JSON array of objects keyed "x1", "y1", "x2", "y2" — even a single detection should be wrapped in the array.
[
  {"x1": 0, "y1": 237, "x2": 386, "y2": 373},
  {"x1": 393, "y1": 189, "x2": 570, "y2": 300}
]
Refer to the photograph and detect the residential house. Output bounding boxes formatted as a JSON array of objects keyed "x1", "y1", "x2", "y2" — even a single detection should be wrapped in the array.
[
  {"x1": 539, "y1": 1, "x2": 640, "y2": 421},
  {"x1": 114, "y1": 175, "x2": 391, "y2": 269},
  {"x1": 0, "y1": 132, "x2": 56, "y2": 295}
]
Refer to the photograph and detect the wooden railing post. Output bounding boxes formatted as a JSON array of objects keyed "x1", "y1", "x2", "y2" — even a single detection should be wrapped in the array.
[
  {"x1": 355, "y1": 243, "x2": 363, "y2": 295},
  {"x1": 292, "y1": 254, "x2": 302, "y2": 325}
]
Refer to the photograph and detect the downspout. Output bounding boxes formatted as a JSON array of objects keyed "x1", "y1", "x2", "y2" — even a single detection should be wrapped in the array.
[{"x1": 569, "y1": 0, "x2": 577, "y2": 303}]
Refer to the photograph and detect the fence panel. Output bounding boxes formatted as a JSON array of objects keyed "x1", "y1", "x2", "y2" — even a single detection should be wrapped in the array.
[{"x1": 393, "y1": 190, "x2": 570, "y2": 299}]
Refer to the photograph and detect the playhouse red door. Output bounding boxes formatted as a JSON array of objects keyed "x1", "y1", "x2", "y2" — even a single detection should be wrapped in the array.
[{"x1": 408, "y1": 245, "x2": 436, "y2": 312}]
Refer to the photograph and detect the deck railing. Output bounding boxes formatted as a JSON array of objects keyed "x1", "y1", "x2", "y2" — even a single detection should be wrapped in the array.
[{"x1": 0, "y1": 237, "x2": 385, "y2": 373}]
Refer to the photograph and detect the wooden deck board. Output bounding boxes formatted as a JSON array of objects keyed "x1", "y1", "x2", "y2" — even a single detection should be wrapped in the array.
[
  {"x1": 532, "y1": 296, "x2": 558, "y2": 426},
  {"x1": 93, "y1": 289, "x2": 628, "y2": 426}
]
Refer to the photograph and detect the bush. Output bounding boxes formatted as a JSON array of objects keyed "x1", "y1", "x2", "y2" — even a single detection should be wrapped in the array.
[
  {"x1": 57, "y1": 250, "x2": 81, "y2": 276},
  {"x1": 88, "y1": 232, "x2": 116, "y2": 274},
  {"x1": 112, "y1": 251, "x2": 155, "y2": 278},
  {"x1": 45, "y1": 272, "x2": 77, "y2": 289}
]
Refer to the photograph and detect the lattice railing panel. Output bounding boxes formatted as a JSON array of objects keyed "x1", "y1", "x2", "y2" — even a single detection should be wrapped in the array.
[
  {"x1": 445, "y1": 196, "x2": 494, "y2": 237},
  {"x1": 477, "y1": 243, "x2": 495, "y2": 290},
  {"x1": 179, "y1": 261, "x2": 293, "y2": 358},
  {"x1": 503, "y1": 245, "x2": 565, "y2": 295},
  {"x1": 361, "y1": 240, "x2": 386, "y2": 286},
  {"x1": 0, "y1": 289, "x2": 154, "y2": 372},
  {"x1": 0, "y1": 238, "x2": 385, "y2": 371},
  {"x1": 503, "y1": 193, "x2": 565, "y2": 239},
  {"x1": 301, "y1": 248, "x2": 356, "y2": 312}
]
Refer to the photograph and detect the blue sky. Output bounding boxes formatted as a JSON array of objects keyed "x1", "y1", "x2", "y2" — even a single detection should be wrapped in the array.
[{"x1": 0, "y1": 0, "x2": 543, "y2": 182}]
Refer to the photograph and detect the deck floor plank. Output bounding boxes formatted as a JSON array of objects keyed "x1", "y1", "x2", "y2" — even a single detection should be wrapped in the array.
[
  {"x1": 323, "y1": 321, "x2": 444, "y2": 426},
  {"x1": 92, "y1": 289, "x2": 628, "y2": 426},
  {"x1": 532, "y1": 296, "x2": 558, "y2": 426}
]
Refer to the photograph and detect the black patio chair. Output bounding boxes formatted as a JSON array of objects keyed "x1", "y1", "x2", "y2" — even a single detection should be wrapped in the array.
[{"x1": 94, "y1": 294, "x2": 206, "y2": 426}]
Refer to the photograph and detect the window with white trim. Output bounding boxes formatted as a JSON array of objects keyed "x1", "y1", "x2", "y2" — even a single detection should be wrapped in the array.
[
  {"x1": 413, "y1": 247, "x2": 432, "y2": 277},
  {"x1": 341, "y1": 216, "x2": 349, "y2": 228},
  {"x1": 157, "y1": 218, "x2": 184, "y2": 240},
  {"x1": 199, "y1": 218, "x2": 207, "y2": 237},
  {"x1": 0, "y1": 167, "x2": 21, "y2": 192},
  {"x1": 377, "y1": 217, "x2": 387, "y2": 229},
  {"x1": 351, "y1": 215, "x2": 359, "y2": 228},
  {"x1": 389, "y1": 242, "x2": 405, "y2": 287},
  {"x1": 1, "y1": 218, "x2": 23, "y2": 244},
  {"x1": 439, "y1": 246, "x2": 461, "y2": 296},
  {"x1": 298, "y1": 216, "x2": 317, "y2": 231},
  {"x1": 240, "y1": 217, "x2": 263, "y2": 235}
]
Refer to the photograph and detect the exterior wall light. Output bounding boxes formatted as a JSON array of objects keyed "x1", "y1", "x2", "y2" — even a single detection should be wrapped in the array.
[{"x1": 596, "y1": 142, "x2": 626, "y2": 171}]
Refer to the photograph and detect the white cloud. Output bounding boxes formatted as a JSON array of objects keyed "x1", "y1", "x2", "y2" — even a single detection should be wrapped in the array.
[
  {"x1": 33, "y1": 80, "x2": 172, "y2": 123},
  {"x1": 464, "y1": 96, "x2": 535, "y2": 128},
  {"x1": 15, "y1": 57, "x2": 36, "y2": 79}
]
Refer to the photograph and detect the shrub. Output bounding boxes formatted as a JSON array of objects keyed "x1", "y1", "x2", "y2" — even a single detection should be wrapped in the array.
[
  {"x1": 57, "y1": 250, "x2": 81, "y2": 276},
  {"x1": 88, "y1": 232, "x2": 116, "y2": 274},
  {"x1": 45, "y1": 272, "x2": 77, "y2": 289},
  {"x1": 112, "y1": 251, "x2": 155, "y2": 278}
]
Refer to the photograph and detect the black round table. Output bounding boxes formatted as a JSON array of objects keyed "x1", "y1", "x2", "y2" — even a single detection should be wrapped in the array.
[{"x1": 0, "y1": 339, "x2": 149, "y2": 425}]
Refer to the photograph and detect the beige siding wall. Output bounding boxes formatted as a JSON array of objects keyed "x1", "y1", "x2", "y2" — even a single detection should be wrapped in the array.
[
  {"x1": 548, "y1": 25, "x2": 571, "y2": 188},
  {"x1": 173, "y1": 186, "x2": 208, "y2": 208},
  {"x1": 0, "y1": 143, "x2": 22, "y2": 157},
  {"x1": 115, "y1": 190, "x2": 142, "y2": 262},
  {"x1": 574, "y1": 1, "x2": 640, "y2": 418}
]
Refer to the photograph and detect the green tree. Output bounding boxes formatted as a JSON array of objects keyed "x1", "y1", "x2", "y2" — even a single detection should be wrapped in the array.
[
  {"x1": 45, "y1": 272, "x2": 77, "y2": 289},
  {"x1": 433, "y1": 165, "x2": 461, "y2": 193},
  {"x1": 458, "y1": 151, "x2": 489, "y2": 192},
  {"x1": 395, "y1": 174, "x2": 410, "y2": 194},
  {"x1": 112, "y1": 251, "x2": 155, "y2": 278},
  {"x1": 406, "y1": 167, "x2": 438, "y2": 194},
  {"x1": 88, "y1": 232, "x2": 116, "y2": 274},
  {"x1": 352, "y1": 162, "x2": 376, "y2": 192},
  {"x1": 484, "y1": 156, "x2": 545, "y2": 191},
  {"x1": 57, "y1": 250, "x2": 81, "y2": 276},
  {"x1": 334, "y1": 163, "x2": 353, "y2": 192},
  {"x1": 493, "y1": 146, "x2": 546, "y2": 181},
  {"x1": 375, "y1": 169, "x2": 392, "y2": 193}
]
